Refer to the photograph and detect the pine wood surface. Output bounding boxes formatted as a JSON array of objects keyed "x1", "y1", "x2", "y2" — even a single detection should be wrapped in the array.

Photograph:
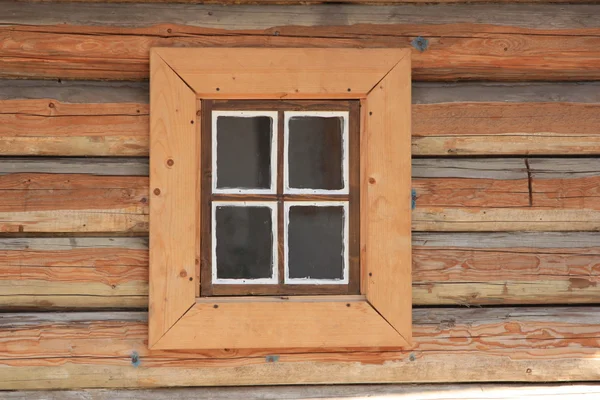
[
  {"x1": 148, "y1": 52, "x2": 198, "y2": 347},
  {"x1": 362, "y1": 53, "x2": 412, "y2": 342},
  {"x1": 1, "y1": 3, "x2": 600, "y2": 80}
]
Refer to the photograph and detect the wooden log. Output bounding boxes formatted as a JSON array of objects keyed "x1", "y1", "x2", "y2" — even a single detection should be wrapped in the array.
[
  {"x1": 0, "y1": 238, "x2": 148, "y2": 309},
  {"x1": 0, "y1": 100, "x2": 148, "y2": 157},
  {"x1": 7, "y1": 384, "x2": 600, "y2": 400},
  {"x1": 1, "y1": 308, "x2": 600, "y2": 388},
  {"x1": 3, "y1": 81, "x2": 600, "y2": 104},
  {"x1": 1, "y1": 232, "x2": 599, "y2": 309},
  {"x1": 0, "y1": 173, "x2": 148, "y2": 233},
  {"x1": 0, "y1": 158, "x2": 598, "y2": 233},
  {"x1": 3, "y1": 100, "x2": 600, "y2": 157},
  {"x1": 530, "y1": 158, "x2": 600, "y2": 210},
  {"x1": 1, "y1": 3, "x2": 600, "y2": 80},
  {"x1": 413, "y1": 103, "x2": 600, "y2": 156}
]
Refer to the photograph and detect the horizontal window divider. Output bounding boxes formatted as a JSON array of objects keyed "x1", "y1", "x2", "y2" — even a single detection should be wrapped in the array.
[
  {"x1": 211, "y1": 194, "x2": 351, "y2": 201},
  {"x1": 196, "y1": 294, "x2": 367, "y2": 304},
  {"x1": 207, "y1": 284, "x2": 354, "y2": 296}
]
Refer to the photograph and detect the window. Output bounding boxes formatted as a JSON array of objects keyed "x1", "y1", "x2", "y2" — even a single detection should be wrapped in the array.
[
  {"x1": 149, "y1": 48, "x2": 412, "y2": 350},
  {"x1": 201, "y1": 102, "x2": 360, "y2": 296}
]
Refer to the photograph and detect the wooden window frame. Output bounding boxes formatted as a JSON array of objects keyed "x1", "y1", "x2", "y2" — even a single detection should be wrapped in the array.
[
  {"x1": 201, "y1": 100, "x2": 361, "y2": 297},
  {"x1": 149, "y1": 48, "x2": 412, "y2": 350}
]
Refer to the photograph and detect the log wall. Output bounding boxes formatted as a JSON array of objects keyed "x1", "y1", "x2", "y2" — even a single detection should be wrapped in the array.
[{"x1": 1, "y1": 0, "x2": 600, "y2": 391}]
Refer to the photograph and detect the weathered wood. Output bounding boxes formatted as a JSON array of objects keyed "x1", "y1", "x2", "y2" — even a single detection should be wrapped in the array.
[
  {"x1": 1, "y1": 232, "x2": 599, "y2": 309},
  {"x1": 0, "y1": 100, "x2": 148, "y2": 156},
  {"x1": 0, "y1": 158, "x2": 598, "y2": 233},
  {"x1": 2, "y1": 307, "x2": 600, "y2": 388},
  {"x1": 3, "y1": 81, "x2": 600, "y2": 104},
  {"x1": 0, "y1": 238, "x2": 148, "y2": 309},
  {"x1": 2, "y1": 3, "x2": 600, "y2": 80},
  {"x1": 0, "y1": 158, "x2": 148, "y2": 176},
  {"x1": 0, "y1": 174, "x2": 148, "y2": 233},
  {"x1": 3, "y1": 100, "x2": 599, "y2": 157},
  {"x1": 7, "y1": 384, "x2": 600, "y2": 400},
  {"x1": 413, "y1": 103, "x2": 600, "y2": 156},
  {"x1": 3, "y1": 3, "x2": 599, "y2": 30}
]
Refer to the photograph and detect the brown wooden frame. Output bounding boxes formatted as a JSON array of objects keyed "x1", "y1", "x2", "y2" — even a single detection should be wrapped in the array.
[
  {"x1": 149, "y1": 48, "x2": 412, "y2": 350},
  {"x1": 201, "y1": 100, "x2": 361, "y2": 297}
]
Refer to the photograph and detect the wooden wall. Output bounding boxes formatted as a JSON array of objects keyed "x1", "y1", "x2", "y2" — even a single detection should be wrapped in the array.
[{"x1": 1, "y1": 0, "x2": 600, "y2": 390}]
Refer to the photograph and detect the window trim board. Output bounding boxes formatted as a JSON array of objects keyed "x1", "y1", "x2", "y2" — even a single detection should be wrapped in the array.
[{"x1": 149, "y1": 47, "x2": 412, "y2": 350}]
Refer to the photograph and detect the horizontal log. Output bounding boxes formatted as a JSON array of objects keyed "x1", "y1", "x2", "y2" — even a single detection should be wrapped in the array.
[
  {"x1": 3, "y1": 99, "x2": 599, "y2": 156},
  {"x1": 4, "y1": 81, "x2": 600, "y2": 104},
  {"x1": 8, "y1": 384, "x2": 600, "y2": 400},
  {"x1": 1, "y1": 3, "x2": 600, "y2": 80},
  {"x1": 413, "y1": 103, "x2": 600, "y2": 156},
  {"x1": 1, "y1": 307, "x2": 600, "y2": 388},
  {"x1": 2, "y1": 232, "x2": 599, "y2": 309},
  {"x1": 0, "y1": 158, "x2": 598, "y2": 233}
]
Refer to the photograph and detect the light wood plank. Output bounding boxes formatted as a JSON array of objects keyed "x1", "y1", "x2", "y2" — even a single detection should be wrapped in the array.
[
  {"x1": 363, "y1": 52, "x2": 412, "y2": 342},
  {"x1": 158, "y1": 48, "x2": 404, "y2": 98},
  {"x1": 148, "y1": 51, "x2": 197, "y2": 347},
  {"x1": 156, "y1": 297, "x2": 405, "y2": 349}
]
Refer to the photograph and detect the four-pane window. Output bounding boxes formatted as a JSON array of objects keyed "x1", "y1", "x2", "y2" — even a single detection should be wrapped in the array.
[{"x1": 201, "y1": 101, "x2": 359, "y2": 296}]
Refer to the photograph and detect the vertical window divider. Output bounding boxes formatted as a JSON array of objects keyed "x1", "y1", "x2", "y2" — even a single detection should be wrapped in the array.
[{"x1": 277, "y1": 110, "x2": 285, "y2": 287}]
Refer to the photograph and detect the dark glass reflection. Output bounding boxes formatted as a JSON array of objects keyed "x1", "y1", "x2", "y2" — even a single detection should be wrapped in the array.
[
  {"x1": 288, "y1": 116, "x2": 344, "y2": 190},
  {"x1": 215, "y1": 205, "x2": 273, "y2": 280},
  {"x1": 287, "y1": 205, "x2": 345, "y2": 280},
  {"x1": 216, "y1": 116, "x2": 272, "y2": 190}
]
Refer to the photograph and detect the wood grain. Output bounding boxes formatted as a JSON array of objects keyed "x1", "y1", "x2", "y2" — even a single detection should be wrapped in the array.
[
  {"x1": 1, "y1": 3, "x2": 600, "y2": 80},
  {"x1": 3, "y1": 100, "x2": 598, "y2": 157},
  {"x1": 363, "y1": 52, "x2": 412, "y2": 342},
  {"x1": 3, "y1": 81, "x2": 600, "y2": 104},
  {"x1": 148, "y1": 51, "x2": 197, "y2": 347},
  {"x1": 2, "y1": 307, "x2": 600, "y2": 388},
  {"x1": 1, "y1": 232, "x2": 599, "y2": 309},
  {"x1": 156, "y1": 297, "x2": 405, "y2": 349},
  {"x1": 413, "y1": 102, "x2": 600, "y2": 156},
  {"x1": 8, "y1": 384, "x2": 600, "y2": 400},
  {"x1": 0, "y1": 158, "x2": 597, "y2": 234},
  {"x1": 0, "y1": 100, "x2": 148, "y2": 156},
  {"x1": 158, "y1": 47, "x2": 404, "y2": 98}
]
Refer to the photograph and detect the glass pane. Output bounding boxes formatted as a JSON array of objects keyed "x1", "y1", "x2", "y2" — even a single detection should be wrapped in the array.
[
  {"x1": 287, "y1": 205, "x2": 345, "y2": 281},
  {"x1": 214, "y1": 205, "x2": 274, "y2": 281},
  {"x1": 215, "y1": 115, "x2": 272, "y2": 190},
  {"x1": 287, "y1": 116, "x2": 344, "y2": 191}
]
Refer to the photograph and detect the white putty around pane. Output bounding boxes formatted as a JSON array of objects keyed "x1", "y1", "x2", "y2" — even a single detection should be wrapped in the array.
[
  {"x1": 284, "y1": 111, "x2": 349, "y2": 195},
  {"x1": 212, "y1": 201, "x2": 278, "y2": 284},
  {"x1": 283, "y1": 201, "x2": 349, "y2": 285},
  {"x1": 212, "y1": 111, "x2": 278, "y2": 194}
]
